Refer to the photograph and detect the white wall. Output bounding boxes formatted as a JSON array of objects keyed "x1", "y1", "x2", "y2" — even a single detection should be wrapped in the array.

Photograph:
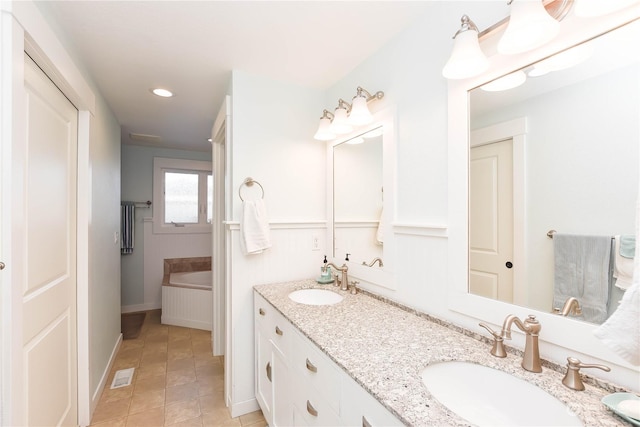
[
  {"x1": 226, "y1": 70, "x2": 326, "y2": 416},
  {"x1": 87, "y1": 93, "x2": 122, "y2": 412},
  {"x1": 120, "y1": 144, "x2": 211, "y2": 311}
]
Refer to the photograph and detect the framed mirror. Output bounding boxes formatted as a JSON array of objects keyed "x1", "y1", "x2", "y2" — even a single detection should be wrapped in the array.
[
  {"x1": 448, "y1": 12, "x2": 639, "y2": 377},
  {"x1": 468, "y1": 19, "x2": 639, "y2": 324},
  {"x1": 333, "y1": 127, "x2": 383, "y2": 263},
  {"x1": 327, "y1": 106, "x2": 396, "y2": 290}
]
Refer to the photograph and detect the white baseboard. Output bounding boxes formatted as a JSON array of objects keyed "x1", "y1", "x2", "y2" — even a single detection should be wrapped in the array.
[
  {"x1": 229, "y1": 397, "x2": 260, "y2": 418},
  {"x1": 121, "y1": 303, "x2": 160, "y2": 313},
  {"x1": 90, "y1": 333, "x2": 123, "y2": 418}
]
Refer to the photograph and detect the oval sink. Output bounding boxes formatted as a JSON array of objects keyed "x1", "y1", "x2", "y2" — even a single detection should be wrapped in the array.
[
  {"x1": 288, "y1": 289, "x2": 343, "y2": 306},
  {"x1": 421, "y1": 361, "x2": 582, "y2": 426}
]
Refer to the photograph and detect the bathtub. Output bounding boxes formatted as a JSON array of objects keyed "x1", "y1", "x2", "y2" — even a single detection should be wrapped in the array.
[{"x1": 161, "y1": 270, "x2": 212, "y2": 331}]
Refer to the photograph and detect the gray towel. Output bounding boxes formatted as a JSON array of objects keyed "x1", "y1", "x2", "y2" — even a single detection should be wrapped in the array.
[
  {"x1": 553, "y1": 233, "x2": 613, "y2": 324},
  {"x1": 121, "y1": 202, "x2": 135, "y2": 255}
]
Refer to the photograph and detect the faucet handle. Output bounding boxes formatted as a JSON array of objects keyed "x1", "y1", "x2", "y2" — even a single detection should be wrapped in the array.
[
  {"x1": 562, "y1": 357, "x2": 611, "y2": 391},
  {"x1": 479, "y1": 323, "x2": 507, "y2": 358},
  {"x1": 349, "y1": 281, "x2": 359, "y2": 295},
  {"x1": 333, "y1": 273, "x2": 341, "y2": 287}
]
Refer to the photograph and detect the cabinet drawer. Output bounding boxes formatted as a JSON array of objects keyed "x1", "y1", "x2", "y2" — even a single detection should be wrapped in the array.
[
  {"x1": 292, "y1": 380, "x2": 340, "y2": 427},
  {"x1": 291, "y1": 330, "x2": 340, "y2": 413},
  {"x1": 255, "y1": 293, "x2": 292, "y2": 358}
]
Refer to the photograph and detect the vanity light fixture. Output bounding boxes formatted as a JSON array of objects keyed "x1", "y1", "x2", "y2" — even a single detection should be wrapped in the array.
[
  {"x1": 313, "y1": 86, "x2": 385, "y2": 141},
  {"x1": 498, "y1": 0, "x2": 560, "y2": 55},
  {"x1": 442, "y1": 15, "x2": 489, "y2": 79},
  {"x1": 442, "y1": 0, "x2": 575, "y2": 80}
]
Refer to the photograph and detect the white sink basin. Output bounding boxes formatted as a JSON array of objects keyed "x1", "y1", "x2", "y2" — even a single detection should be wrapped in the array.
[
  {"x1": 421, "y1": 361, "x2": 582, "y2": 426},
  {"x1": 288, "y1": 289, "x2": 343, "y2": 306}
]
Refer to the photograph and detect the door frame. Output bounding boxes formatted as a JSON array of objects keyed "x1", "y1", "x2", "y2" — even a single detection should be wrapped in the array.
[
  {"x1": 1, "y1": 2, "x2": 95, "y2": 425},
  {"x1": 470, "y1": 117, "x2": 527, "y2": 306},
  {"x1": 211, "y1": 95, "x2": 230, "y2": 357}
]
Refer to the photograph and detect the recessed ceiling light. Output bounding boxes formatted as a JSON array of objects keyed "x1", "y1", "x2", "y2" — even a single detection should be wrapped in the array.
[
  {"x1": 207, "y1": 138, "x2": 213, "y2": 142},
  {"x1": 151, "y1": 88, "x2": 173, "y2": 98}
]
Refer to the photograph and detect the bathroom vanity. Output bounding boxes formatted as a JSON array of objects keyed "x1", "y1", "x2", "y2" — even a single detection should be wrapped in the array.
[{"x1": 254, "y1": 280, "x2": 629, "y2": 426}]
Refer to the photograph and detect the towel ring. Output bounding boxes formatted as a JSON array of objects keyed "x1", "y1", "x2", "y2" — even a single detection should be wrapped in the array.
[{"x1": 239, "y1": 177, "x2": 264, "y2": 201}]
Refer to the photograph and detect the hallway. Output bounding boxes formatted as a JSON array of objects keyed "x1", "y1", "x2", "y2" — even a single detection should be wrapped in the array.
[{"x1": 89, "y1": 310, "x2": 265, "y2": 427}]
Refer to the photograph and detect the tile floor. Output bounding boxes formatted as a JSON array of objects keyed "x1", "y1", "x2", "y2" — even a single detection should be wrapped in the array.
[{"x1": 89, "y1": 310, "x2": 266, "y2": 427}]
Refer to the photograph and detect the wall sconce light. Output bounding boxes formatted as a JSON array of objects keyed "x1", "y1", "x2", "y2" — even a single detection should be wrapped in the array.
[
  {"x1": 313, "y1": 86, "x2": 384, "y2": 141},
  {"x1": 498, "y1": 0, "x2": 560, "y2": 55},
  {"x1": 442, "y1": 15, "x2": 489, "y2": 79},
  {"x1": 330, "y1": 99, "x2": 354, "y2": 135},
  {"x1": 443, "y1": 0, "x2": 575, "y2": 80},
  {"x1": 313, "y1": 110, "x2": 336, "y2": 141}
]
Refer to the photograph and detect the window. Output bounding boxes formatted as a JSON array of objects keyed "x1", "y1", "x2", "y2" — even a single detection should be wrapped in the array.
[{"x1": 153, "y1": 158, "x2": 212, "y2": 234}]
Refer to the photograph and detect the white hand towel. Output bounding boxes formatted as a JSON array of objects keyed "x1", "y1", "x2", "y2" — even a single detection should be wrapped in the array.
[
  {"x1": 375, "y1": 207, "x2": 384, "y2": 246},
  {"x1": 613, "y1": 235, "x2": 634, "y2": 290},
  {"x1": 594, "y1": 200, "x2": 640, "y2": 365},
  {"x1": 241, "y1": 199, "x2": 271, "y2": 255}
]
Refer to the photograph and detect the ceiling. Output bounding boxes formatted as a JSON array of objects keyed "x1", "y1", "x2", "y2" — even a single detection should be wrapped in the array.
[{"x1": 38, "y1": 1, "x2": 434, "y2": 152}]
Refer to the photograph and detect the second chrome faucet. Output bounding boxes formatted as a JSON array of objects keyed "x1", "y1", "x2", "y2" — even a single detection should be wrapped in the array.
[{"x1": 480, "y1": 314, "x2": 542, "y2": 373}]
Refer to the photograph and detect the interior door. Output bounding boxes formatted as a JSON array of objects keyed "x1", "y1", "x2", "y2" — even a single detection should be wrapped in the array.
[
  {"x1": 469, "y1": 139, "x2": 514, "y2": 303},
  {"x1": 21, "y1": 53, "x2": 78, "y2": 426}
]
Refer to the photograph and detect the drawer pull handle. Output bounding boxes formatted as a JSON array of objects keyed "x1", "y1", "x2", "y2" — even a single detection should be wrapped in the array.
[
  {"x1": 306, "y1": 400, "x2": 318, "y2": 417},
  {"x1": 305, "y1": 358, "x2": 317, "y2": 373},
  {"x1": 363, "y1": 416, "x2": 372, "y2": 427},
  {"x1": 259, "y1": 308, "x2": 265, "y2": 316},
  {"x1": 266, "y1": 361, "x2": 272, "y2": 382},
  {"x1": 275, "y1": 326, "x2": 283, "y2": 336}
]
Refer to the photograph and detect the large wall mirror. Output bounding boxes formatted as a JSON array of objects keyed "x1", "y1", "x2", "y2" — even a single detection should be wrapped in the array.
[
  {"x1": 448, "y1": 11, "x2": 639, "y2": 378},
  {"x1": 468, "y1": 19, "x2": 639, "y2": 325},
  {"x1": 328, "y1": 106, "x2": 396, "y2": 290}
]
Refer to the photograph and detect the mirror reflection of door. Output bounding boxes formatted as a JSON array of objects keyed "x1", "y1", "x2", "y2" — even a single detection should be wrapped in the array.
[{"x1": 469, "y1": 139, "x2": 514, "y2": 303}]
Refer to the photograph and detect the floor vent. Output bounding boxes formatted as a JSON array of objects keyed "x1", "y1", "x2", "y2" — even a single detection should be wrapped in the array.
[{"x1": 110, "y1": 367, "x2": 135, "y2": 389}]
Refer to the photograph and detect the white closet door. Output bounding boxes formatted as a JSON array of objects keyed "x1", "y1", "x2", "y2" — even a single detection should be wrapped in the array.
[
  {"x1": 469, "y1": 139, "x2": 514, "y2": 303},
  {"x1": 21, "y1": 53, "x2": 78, "y2": 427}
]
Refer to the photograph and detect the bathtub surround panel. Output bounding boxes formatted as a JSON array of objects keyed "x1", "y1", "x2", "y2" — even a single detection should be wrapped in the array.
[{"x1": 162, "y1": 256, "x2": 212, "y2": 286}]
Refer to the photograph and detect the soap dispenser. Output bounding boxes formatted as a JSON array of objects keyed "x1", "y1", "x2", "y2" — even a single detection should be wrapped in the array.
[{"x1": 319, "y1": 255, "x2": 331, "y2": 283}]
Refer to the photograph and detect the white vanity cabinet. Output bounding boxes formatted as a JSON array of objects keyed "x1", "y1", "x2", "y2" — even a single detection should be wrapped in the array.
[
  {"x1": 254, "y1": 291, "x2": 405, "y2": 427},
  {"x1": 254, "y1": 293, "x2": 293, "y2": 427}
]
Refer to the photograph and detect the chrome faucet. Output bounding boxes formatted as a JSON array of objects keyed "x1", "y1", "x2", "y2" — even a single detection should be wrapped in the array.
[
  {"x1": 553, "y1": 297, "x2": 582, "y2": 317},
  {"x1": 326, "y1": 262, "x2": 349, "y2": 291},
  {"x1": 362, "y1": 257, "x2": 384, "y2": 267},
  {"x1": 501, "y1": 314, "x2": 542, "y2": 373}
]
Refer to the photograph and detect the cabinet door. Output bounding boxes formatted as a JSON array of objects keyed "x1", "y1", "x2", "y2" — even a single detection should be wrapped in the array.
[
  {"x1": 272, "y1": 348, "x2": 292, "y2": 426},
  {"x1": 255, "y1": 325, "x2": 273, "y2": 422}
]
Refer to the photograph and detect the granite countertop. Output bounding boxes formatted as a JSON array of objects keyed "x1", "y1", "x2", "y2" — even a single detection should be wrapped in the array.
[{"x1": 254, "y1": 279, "x2": 631, "y2": 427}]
